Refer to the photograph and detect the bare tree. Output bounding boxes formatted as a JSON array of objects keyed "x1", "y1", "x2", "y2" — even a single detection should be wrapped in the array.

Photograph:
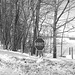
[
  {"x1": 20, "y1": 0, "x2": 32, "y2": 53},
  {"x1": 52, "y1": 0, "x2": 75, "y2": 58},
  {"x1": 31, "y1": 0, "x2": 41, "y2": 55},
  {"x1": 12, "y1": 0, "x2": 20, "y2": 51},
  {"x1": 40, "y1": 0, "x2": 75, "y2": 58}
]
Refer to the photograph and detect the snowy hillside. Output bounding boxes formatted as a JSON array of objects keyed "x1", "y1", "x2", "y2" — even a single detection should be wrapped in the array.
[{"x1": 0, "y1": 51, "x2": 75, "y2": 75}]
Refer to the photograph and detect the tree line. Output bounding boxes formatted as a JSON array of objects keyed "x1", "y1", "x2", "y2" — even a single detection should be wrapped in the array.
[{"x1": 0, "y1": 0, "x2": 75, "y2": 58}]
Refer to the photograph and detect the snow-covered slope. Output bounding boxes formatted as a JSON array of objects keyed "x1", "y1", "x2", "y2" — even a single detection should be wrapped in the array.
[{"x1": 0, "y1": 51, "x2": 75, "y2": 75}]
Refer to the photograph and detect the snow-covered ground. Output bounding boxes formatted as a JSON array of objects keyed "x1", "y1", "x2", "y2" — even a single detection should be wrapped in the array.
[{"x1": 0, "y1": 50, "x2": 75, "y2": 75}]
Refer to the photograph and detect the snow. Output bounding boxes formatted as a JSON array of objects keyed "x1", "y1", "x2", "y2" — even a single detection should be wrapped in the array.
[
  {"x1": 36, "y1": 57, "x2": 43, "y2": 63},
  {"x1": 66, "y1": 55, "x2": 72, "y2": 59},
  {"x1": 0, "y1": 50, "x2": 75, "y2": 75},
  {"x1": 65, "y1": 55, "x2": 75, "y2": 59}
]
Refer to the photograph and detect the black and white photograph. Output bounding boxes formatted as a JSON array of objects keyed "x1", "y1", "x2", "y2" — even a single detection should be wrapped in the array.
[{"x1": 0, "y1": 0, "x2": 75, "y2": 75}]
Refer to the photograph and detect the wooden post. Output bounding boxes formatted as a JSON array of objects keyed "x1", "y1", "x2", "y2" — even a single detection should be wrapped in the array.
[
  {"x1": 72, "y1": 47, "x2": 73, "y2": 59},
  {"x1": 69, "y1": 47, "x2": 73, "y2": 59},
  {"x1": 69, "y1": 47, "x2": 71, "y2": 55}
]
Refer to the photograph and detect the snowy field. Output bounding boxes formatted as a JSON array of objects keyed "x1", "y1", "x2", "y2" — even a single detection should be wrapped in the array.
[{"x1": 0, "y1": 50, "x2": 75, "y2": 75}]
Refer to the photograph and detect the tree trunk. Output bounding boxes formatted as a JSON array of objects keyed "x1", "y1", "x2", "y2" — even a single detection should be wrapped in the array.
[
  {"x1": 50, "y1": 29, "x2": 52, "y2": 53},
  {"x1": 2, "y1": 0, "x2": 8, "y2": 49},
  {"x1": 53, "y1": 29, "x2": 57, "y2": 58},
  {"x1": 53, "y1": 0, "x2": 57, "y2": 58},
  {"x1": 31, "y1": 27, "x2": 37, "y2": 55},
  {"x1": 22, "y1": 37, "x2": 25, "y2": 53},
  {"x1": 21, "y1": 36, "x2": 27, "y2": 53},
  {"x1": 12, "y1": 0, "x2": 19, "y2": 51}
]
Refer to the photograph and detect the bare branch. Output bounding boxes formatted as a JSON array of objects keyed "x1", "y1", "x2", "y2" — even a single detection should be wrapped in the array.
[
  {"x1": 57, "y1": 0, "x2": 65, "y2": 7},
  {"x1": 39, "y1": 17, "x2": 46, "y2": 32},
  {"x1": 44, "y1": 22, "x2": 53, "y2": 28},
  {"x1": 57, "y1": 17, "x2": 75, "y2": 29},
  {"x1": 58, "y1": 27, "x2": 75, "y2": 33},
  {"x1": 56, "y1": 0, "x2": 70, "y2": 24}
]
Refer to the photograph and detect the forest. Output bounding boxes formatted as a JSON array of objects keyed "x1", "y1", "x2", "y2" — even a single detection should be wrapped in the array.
[{"x1": 0, "y1": 0, "x2": 75, "y2": 58}]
